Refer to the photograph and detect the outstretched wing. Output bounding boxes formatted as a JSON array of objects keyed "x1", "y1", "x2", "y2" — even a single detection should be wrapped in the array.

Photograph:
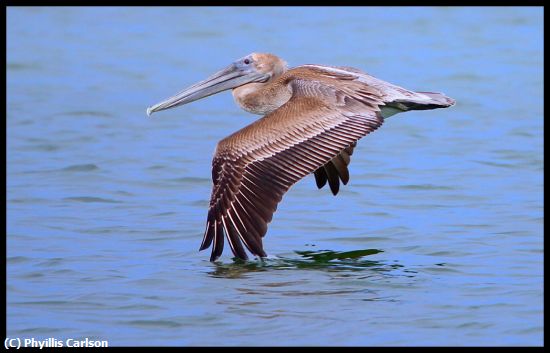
[{"x1": 201, "y1": 67, "x2": 387, "y2": 261}]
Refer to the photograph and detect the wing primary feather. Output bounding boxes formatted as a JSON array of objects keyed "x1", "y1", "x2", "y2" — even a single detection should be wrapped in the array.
[
  {"x1": 210, "y1": 220, "x2": 224, "y2": 261},
  {"x1": 286, "y1": 144, "x2": 326, "y2": 167},
  {"x1": 247, "y1": 165, "x2": 288, "y2": 191},
  {"x1": 232, "y1": 198, "x2": 268, "y2": 254},
  {"x1": 314, "y1": 168, "x2": 328, "y2": 189},
  {"x1": 200, "y1": 220, "x2": 213, "y2": 251},
  {"x1": 238, "y1": 187, "x2": 270, "y2": 234},
  {"x1": 298, "y1": 140, "x2": 336, "y2": 161},
  {"x1": 234, "y1": 183, "x2": 271, "y2": 229},
  {"x1": 222, "y1": 214, "x2": 248, "y2": 260},
  {"x1": 228, "y1": 204, "x2": 266, "y2": 257},
  {"x1": 273, "y1": 148, "x2": 318, "y2": 172},
  {"x1": 323, "y1": 162, "x2": 340, "y2": 195},
  {"x1": 261, "y1": 157, "x2": 303, "y2": 180},
  {"x1": 239, "y1": 182, "x2": 276, "y2": 222},
  {"x1": 309, "y1": 135, "x2": 344, "y2": 154},
  {"x1": 248, "y1": 162, "x2": 289, "y2": 188},
  {"x1": 346, "y1": 142, "x2": 357, "y2": 156},
  {"x1": 339, "y1": 150, "x2": 351, "y2": 165},
  {"x1": 269, "y1": 153, "x2": 310, "y2": 175},
  {"x1": 331, "y1": 155, "x2": 350, "y2": 185}
]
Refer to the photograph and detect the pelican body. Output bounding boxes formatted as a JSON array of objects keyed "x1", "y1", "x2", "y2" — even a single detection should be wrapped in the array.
[{"x1": 148, "y1": 53, "x2": 455, "y2": 261}]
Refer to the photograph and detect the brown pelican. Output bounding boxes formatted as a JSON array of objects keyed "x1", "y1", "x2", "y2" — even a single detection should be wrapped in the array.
[{"x1": 147, "y1": 53, "x2": 455, "y2": 261}]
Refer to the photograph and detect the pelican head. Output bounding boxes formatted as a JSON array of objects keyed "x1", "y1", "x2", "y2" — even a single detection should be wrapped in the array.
[{"x1": 147, "y1": 52, "x2": 287, "y2": 116}]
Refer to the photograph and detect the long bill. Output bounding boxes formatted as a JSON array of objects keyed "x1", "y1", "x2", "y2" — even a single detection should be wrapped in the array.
[{"x1": 147, "y1": 64, "x2": 269, "y2": 116}]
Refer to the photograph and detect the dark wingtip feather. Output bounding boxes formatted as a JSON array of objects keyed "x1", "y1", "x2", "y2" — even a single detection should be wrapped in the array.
[
  {"x1": 331, "y1": 156, "x2": 350, "y2": 185},
  {"x1": 324, "y1": 163, "x2": 340, "y2": 196},
  {"x1": 209, "y1": 221, "x2": 224, "y2": 262},
  {"x1": 223, "y1": 216, "x2": 248, "y2": 260},
  {"x1": 199, "y1": 220, "x2": 214, "y2": 251},
  {"x1": 314, "y1": 168, "x2": 328, "y2": 189}
]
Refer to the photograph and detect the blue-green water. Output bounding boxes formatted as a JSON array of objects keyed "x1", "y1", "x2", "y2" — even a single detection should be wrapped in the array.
[{"x1": 7, "y1": 6, "x2": 543, "y2": 346}]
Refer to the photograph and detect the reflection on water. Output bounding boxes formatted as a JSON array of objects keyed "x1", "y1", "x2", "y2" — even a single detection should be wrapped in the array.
[{"x1": 207, "y1": 249, "x2": 411, "y2": 279}]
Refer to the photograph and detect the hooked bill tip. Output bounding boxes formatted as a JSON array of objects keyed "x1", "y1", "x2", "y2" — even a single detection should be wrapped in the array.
[{"x1": 146, "y1": 106, "x2": 153, "y2": 117}]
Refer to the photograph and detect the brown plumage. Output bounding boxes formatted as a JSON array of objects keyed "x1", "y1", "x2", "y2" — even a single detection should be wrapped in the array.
[{"x1": 147, "y1": 52, "x2": 455, "y2": 261}]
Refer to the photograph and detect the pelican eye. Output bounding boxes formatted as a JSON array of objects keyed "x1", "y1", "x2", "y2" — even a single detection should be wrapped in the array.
[{"x1": 244, "y1": 58, "x2": 251, "y2": 65}]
